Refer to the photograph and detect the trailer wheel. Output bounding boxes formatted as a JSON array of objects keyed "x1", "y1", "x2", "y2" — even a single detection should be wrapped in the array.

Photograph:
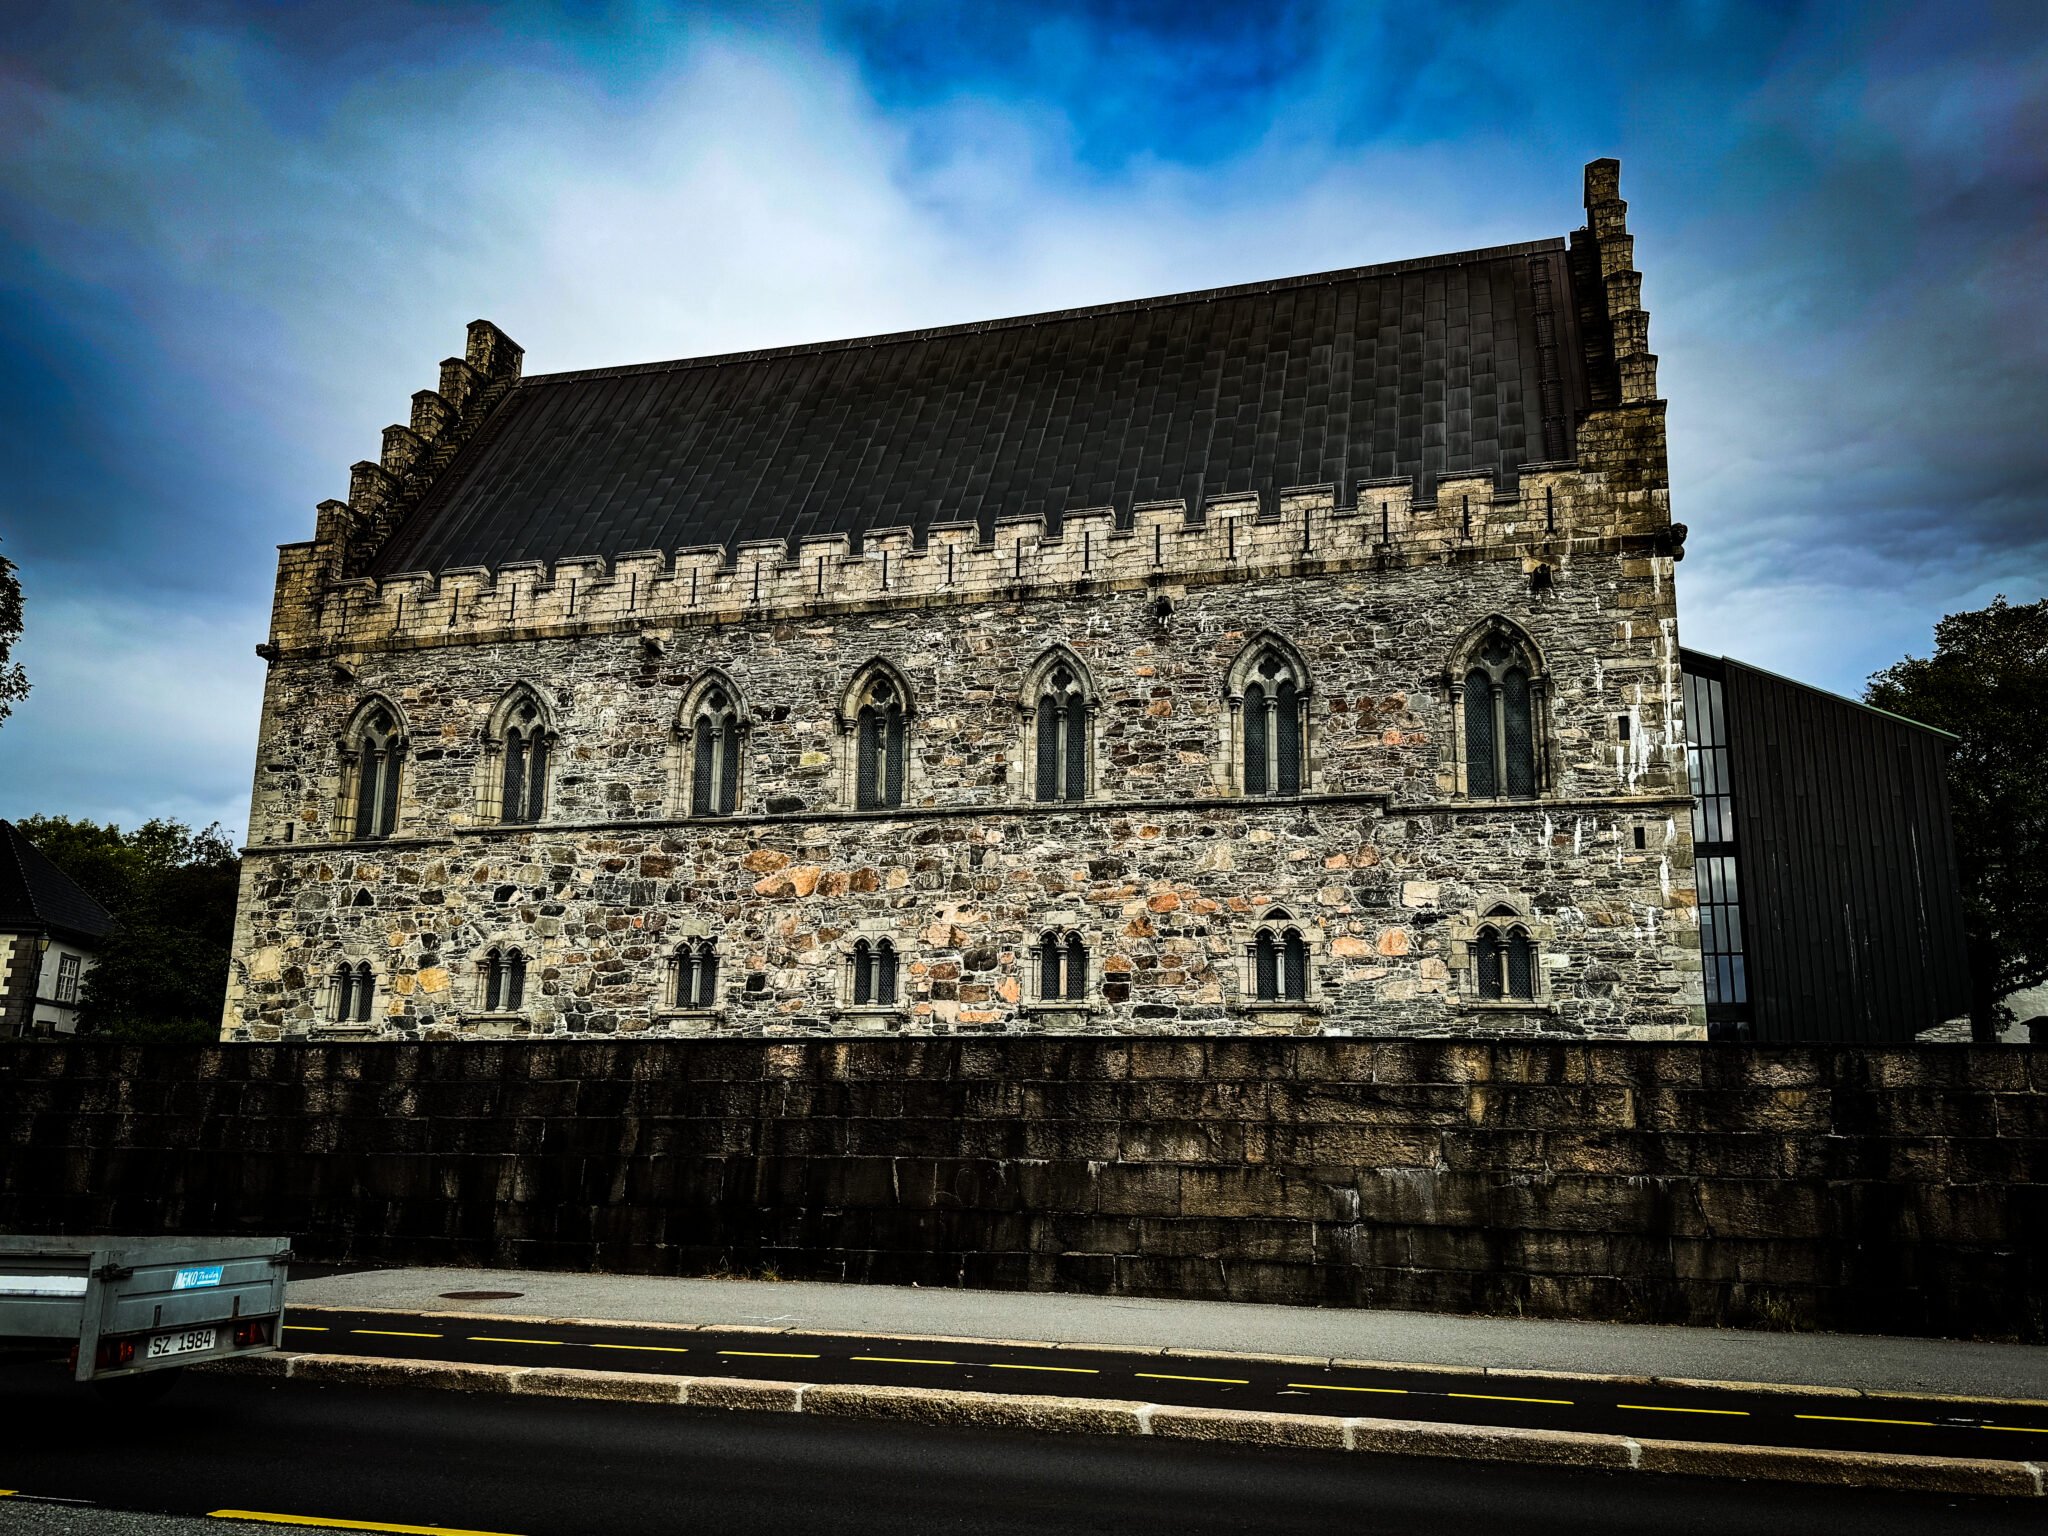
[{"x1": 93, "y1": 1366, "x2": 185, "y2": 1406}]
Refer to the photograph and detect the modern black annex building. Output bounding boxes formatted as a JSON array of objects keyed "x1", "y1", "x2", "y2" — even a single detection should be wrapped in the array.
[{"x1": 1680, "y1": 651, "x2": 1970, "y2": 1043}]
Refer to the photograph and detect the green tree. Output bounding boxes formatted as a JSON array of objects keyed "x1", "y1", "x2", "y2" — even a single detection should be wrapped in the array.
[
  {"x1": 0, "y1": 530, "x2": 28, "y2": 726},
  {"x1": 16, "y1": 816, "x2": 241, "y2": 1044},
  {"x1": 1867, "y1": 596, "x2": 2048, "y2": 1041}
]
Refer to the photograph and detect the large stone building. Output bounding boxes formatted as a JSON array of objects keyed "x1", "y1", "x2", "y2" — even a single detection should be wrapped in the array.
[{"x1": 223, "y1": 159, "x2": 1708, "y2": 1043}]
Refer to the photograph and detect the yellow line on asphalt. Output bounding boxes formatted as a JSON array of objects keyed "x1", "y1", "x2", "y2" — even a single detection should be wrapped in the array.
[
  {"x1": 990, "y1": 1363, "x2": 1098, "y2": 1375},
  {"x1": 852, "y1": 1356, "x2": 957, "y2": 1366},
  {"x1": 1984, "y1": 1425, "x2": 2048, "y2": 1434},
  {"x1": 350, "y1": 1330, "x2": 441, "y2": 1339},
  {"x1": 588, "y1": 1343, "x2": 691, "y2": 1355},
  {"x1": 718, "y1": 1350, "x2": 819, "y2": 1359},
  {"x1": 1795, "y1": 1414, "x2": 1936, "y2": 1428},
  {"x1": 468, "y1": 1337, "x2": 565, "y2": 1347},
  {"x1": 210, "y1": 1513, "x2": 524, "y2": 1535},
  {"x1": 1136, "y1": 1373, "x2": 1250, "y2": 1386},
  {"x1": 282, "y1": 1326, "x2": 329, "y2": 1333},
  {"x1": 1447, "y1": 1393, "x2": 1574, "y2": 1406},
  {"x1": 1617, "y1": 1403, "x2": 1748, "y2": 1416},
  {"x1": 1287, "y1": 1383, "x2": 1407, "y2": 1394}
]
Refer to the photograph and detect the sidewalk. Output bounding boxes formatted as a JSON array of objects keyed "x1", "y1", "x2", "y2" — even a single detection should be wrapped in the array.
[{"x1": 287, "y1": 1266, "x2": 2048, "y2": 1402}]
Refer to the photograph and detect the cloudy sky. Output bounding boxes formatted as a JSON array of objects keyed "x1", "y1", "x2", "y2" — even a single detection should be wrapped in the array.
[{"x1": 0, "y1": 0, "x2": 2042, "y2": 839}]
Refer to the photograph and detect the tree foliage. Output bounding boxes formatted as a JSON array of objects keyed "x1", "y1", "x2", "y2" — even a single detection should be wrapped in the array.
[
  {"x1": 1867, "y1": 596, "x2": 2048, "y2": 1038},
  {"x1": 0, "y1": 530, "x2": 28, "y2": 726},
  {"x1": 17, "y1": 816, "x2": 240, "y2": 1044}
]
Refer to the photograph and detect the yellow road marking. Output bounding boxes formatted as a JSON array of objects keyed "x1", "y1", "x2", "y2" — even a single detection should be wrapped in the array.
[
  {"x1": 350, "y1": 1330, "x2": 441, "y2": 1339},
  {"x1": 1447, "y1": 1393, "x2": 1574, "y2": 1406},
  {"x1": 852, "y1": 1356, "x2": 957, "y2": 1366},
  {"x1": 588, "y1": 1343, "x2": 691, "y2": 1355},
  {"x1": 1795, "y1": 1414, "x2": 1935, "y2": 1428},
  {"x1": 282, "y1": 1326, "x2": 329, "y2": 1333},
  {"x1": 718, "y1": 1350, "x2": 819, "y2": 1359},
  {"x1": 209, "y1": 1513, "x2": 524, "y2": 1535},
  {"x1": 1287, "y1": 1383, "x2": 1407, "y2": 1395},
  {"x1": 1618, "y1": 1403, "x2": 1749, "y2": 1416},
  {"x1": 1983, "y1": 1425, "x2": 2048, "y2": 1434},
  {"x1": 990, "y1": 1363, "x2": 1097, "y2": 1375},
  {"x1": 468, "y1": 1337, "x2": 564, "y2": 1346},
  {"x1": 1136, "y1": 1373, "x2": 1250, "y2": 1386}
]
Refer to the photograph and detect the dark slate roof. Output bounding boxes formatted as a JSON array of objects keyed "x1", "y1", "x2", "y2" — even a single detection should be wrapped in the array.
[
  {"x1": 374, "y1": 237, "x2": 1589, "y2": 575},
  {"x1": 0, "y1": 821, "x2": 116, "y2": 944}
]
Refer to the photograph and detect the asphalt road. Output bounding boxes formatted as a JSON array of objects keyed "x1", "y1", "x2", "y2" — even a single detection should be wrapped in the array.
[
  {"x1": 279, "y1": 1304, "x2": 2048, "y2": 1462},
  {"x1": 1, "y1": 1362, "x2": 2041, "y2": 1536}
]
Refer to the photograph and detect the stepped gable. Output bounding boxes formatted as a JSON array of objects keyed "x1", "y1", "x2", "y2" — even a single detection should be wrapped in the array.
[
  {"x1": 0, "y1": 821, "x2": 116, "y2": 943},
  {"x1": 371, "y1": 237, "x2": 1592, "y2": 577}
]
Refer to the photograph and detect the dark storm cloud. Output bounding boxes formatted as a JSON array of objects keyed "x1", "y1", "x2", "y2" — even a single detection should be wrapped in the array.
[{"x1": 0, "y1": 0, "x2": 2040, "y2": 830}]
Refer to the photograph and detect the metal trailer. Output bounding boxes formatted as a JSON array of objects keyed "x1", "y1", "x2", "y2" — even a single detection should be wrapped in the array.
[{"x1": 0, "y1": 1235, "x2": 290, "y2": 1397}]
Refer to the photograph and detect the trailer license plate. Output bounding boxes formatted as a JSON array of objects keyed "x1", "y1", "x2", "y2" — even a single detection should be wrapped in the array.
[{"x1": 147, "y1": 1327, "x2": 216, "y2": 1360}]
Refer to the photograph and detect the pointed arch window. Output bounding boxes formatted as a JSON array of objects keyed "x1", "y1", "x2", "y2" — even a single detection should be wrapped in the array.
[
  {"x1": 1474, "y1": 917, "x2": 1537, "y2": 1002},
  {"x1": 1035, "y1": 930, "x2": 1089, "y2": 1002},
  {"x1": 1231, "y1": 641, "x2": 1309, "y2": 796},
  {"x1": 1251, "y1": 915, "x2": 1309, "y2": 1002},
  {"x1": 481, "y1": 947, "x2": 527, "y2": 1012},
  {"x1": 330, "y1": 961, "x2": 374, "y2": 1023},
  {"x1": 690, "y1": 685, "x2": 743, "y2": 816},
  {"x1": 1457, "y1": 628, "x2": 1541, "y2": 799},
  {"x1": 850, "y1": 938, "x2": 899, "y2": 1006},
  {"x1": 850, "y1": 673, "x2": 908, "y2": 810},
  {"x1": 1032, "y1": 661, "x2": 1091, "y2": 802},
  {"x1": 346, "y1": 704, "x2": 404, "y2": 840},
  {"x1": 671, "y1": 940, "x2": 720, "y2": 1009},
  {"x1": 498, "y1": 698, "x2": 550, "y2": 824}
]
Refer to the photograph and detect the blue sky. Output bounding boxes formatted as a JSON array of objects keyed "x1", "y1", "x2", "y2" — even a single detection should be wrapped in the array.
[{"x1": 0, "y1": 0, "x2": 2042, "y2": 838}]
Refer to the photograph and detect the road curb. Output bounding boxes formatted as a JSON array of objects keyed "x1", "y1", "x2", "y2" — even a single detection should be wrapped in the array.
[
  {"x1": 278, "y1": 1305, "x2": 2048, "y2": 1408},
  {"x1": 213, "y1": 1352, "x2": 2045, "y2": 1498}
]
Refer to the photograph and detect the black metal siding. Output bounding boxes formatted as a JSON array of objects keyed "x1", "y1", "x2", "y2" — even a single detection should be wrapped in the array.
[{"x1": 1703, "y1": 654, "x2": 1971, "y2": 1043}]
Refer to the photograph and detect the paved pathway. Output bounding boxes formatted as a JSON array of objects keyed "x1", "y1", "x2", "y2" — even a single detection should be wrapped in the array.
[{"x1": 287, "y1": 1266, "x2": 2048, "y2": 1400}]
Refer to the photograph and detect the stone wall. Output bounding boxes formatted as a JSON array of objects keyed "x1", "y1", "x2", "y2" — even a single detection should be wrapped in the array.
[
  {"x1": 227, "y1": 538, "x2": 1700, "y2": 1042},
  {"x1": 2, "y1": 1039, "x2": 2039, "y2": 1340}
]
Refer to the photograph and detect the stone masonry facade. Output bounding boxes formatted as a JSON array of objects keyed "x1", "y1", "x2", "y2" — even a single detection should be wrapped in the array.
[{"x1": 224, "y1": 162, "x2": 1703, "y2": 1044}]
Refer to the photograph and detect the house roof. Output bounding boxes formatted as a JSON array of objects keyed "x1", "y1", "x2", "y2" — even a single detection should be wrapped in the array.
[
  {"x1": 372, "y1": 237, "x2": 1591, "y2": 575},
  {"x1": 0, "y1": 821, "x2": 117, "y2": 944}
]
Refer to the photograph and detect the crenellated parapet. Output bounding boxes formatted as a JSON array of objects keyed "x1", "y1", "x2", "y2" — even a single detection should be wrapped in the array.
[
  {"x1": 335, "y1": 320, "x2": 523, "y2": 580},
  {"x1": 268, "y1": 320, "x2": 522, "y2": 654},
  {"x1": 266, "y1": 462, "x2": 1682, "y2": 658}
]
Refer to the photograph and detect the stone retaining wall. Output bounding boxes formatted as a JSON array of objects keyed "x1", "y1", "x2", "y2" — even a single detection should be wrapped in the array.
[{"x1": 2, "y1": 1039, "x2": 2039, "y2": 1339}]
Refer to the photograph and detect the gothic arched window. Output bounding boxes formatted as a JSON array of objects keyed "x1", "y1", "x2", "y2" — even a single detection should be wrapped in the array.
[
  {"x1": 1475, "y1": 919, "x2": 1537, "y2": 1001},
  {"x1": 482, "y1": 946, "x2": 527, "y2": 1012},
  {"x1": 690, "y1": 684, "x2": 743, "y2": 817},
  {"x1": 497, "y1": 697, "x2": 550, "y2": 824},
  {"x1": 845, "y1": 666, "x2": 910, "y2": 810},
  {"x1": 1252, "y1": 915, "x2": 1309, "y2": 1002},
  {"x1": 1029, "y1": 655, "x2": 1092, "y2": 802},
  {"x1": 1229, "y1": 637, "x2": 1310, "y2": 796},
  {"x1": 342, "y1": 700, "x2": 405, "y2": 841},
  {"x1": 671, "y1": 940, "x2": 720, "y2": 1009},
  {"x1": 1453, "y1": 621, "x2": 1544, "y2": 800},
  {"x1": 330, "y1": 961, "x2": 374, "y2": 1023},
  {"x1": 1035, "y1": 930, "x2": 1089, "y2": 1002},
  {"x1": 850, "y1": 938, "x2": 899, "y2": 1006}
]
